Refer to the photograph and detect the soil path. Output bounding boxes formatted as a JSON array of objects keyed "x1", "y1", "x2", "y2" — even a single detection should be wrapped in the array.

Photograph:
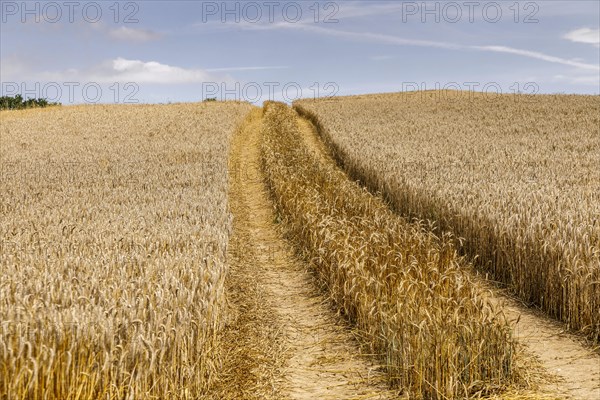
[
  {"x1": 296, "y1": 112, "x2": 600, "y2": 400},
  {"x1": 226, "y1": 109, "x2": 396, "y2": 399},
  {"x1": 498, "y1": 296, "x2": 600, "y2": 399}
]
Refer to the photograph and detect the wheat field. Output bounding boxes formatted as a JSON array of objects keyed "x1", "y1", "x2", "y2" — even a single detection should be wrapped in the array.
[
  {"x1": 295, "y1": 91, "x2": 600, "y2": 342},
  {"x1": 261, "y1": 102, "x2": 517, "y2": 399},
  {"x1": 0, "y1": 103, "x2": 251, "y2": 399},
  {"x1": 2, "y1": 96, "x2": 597, "y2": 399}
]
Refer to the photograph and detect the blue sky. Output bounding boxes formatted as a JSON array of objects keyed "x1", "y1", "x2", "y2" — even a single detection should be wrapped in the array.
[{"x1": 1, "y1": 0, "x2": 599, "y2": 104}]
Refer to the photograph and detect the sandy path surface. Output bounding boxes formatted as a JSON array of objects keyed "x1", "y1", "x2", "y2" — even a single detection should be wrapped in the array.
[
  {"x1": 226, "y1": 109, "x2": 396, "y2": 399},
  {"x1": 498, "y1": 295, "x2": 600, "y2": 399}
]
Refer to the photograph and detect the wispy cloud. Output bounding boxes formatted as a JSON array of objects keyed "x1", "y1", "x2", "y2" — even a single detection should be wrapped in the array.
[
  {"x1": 246, "y1": 22, "x2": 462, "y2": 49},
  {"x1": 471, "y1": 45, "x2": 599, "y2": 70},
  {"x1": 563, "y1": 28, "x2": 600, "y2": 47},
  {"x1": 244, "y1": 22, "x2": 599, "y2": 71},
  {"x1": 205, "y1": 66, "x2": 289, "y2": 72},
  {"x1": 0, "y1": 55, "x2": 32, "y2": 80},
  {"x1": 553, "y1": 74, "x2": 600, "y2": 86},
  {"x1": 335, "y1": 2, "x2": 403, "y2": 19},
  {"x1": 370, "y1": 55, "x2": 396, "y2": 61},
  {"x1": 108, "y1": 27, "x2": 163, "y2": 42}
]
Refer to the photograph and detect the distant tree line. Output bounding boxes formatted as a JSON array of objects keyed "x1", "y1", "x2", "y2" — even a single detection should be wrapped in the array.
[{"x1": 0, "y1": 95, "x2": 61, "y2": 110}]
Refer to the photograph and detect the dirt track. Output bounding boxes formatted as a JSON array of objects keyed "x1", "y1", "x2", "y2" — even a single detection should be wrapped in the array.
[
  {"x1": 498, "y1": 295, "x2": 600, "y2": 399},
  {"x1": 225, "y1": 109, "x2": 396, "y2": 399}
]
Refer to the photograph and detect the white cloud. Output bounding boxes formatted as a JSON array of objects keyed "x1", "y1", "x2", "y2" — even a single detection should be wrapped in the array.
[
  {"x1": 37, "y1": 58, "x2": 224, "y2": 84},
  {"x1": 25, "y1": 58, "x2": 292, "y2": 86},
  {"x1": 563, "y1": 28, "x2": 600, "y2": 47},
  {"x1": 108, "y1": 58, "x2": 211, "y2": 83},
  {"x1": 108, "y1": 27, "x2": 163, "y2": 42},
  {"x1": 3, "y1": 55, "x2": 291, "y2": 86}
]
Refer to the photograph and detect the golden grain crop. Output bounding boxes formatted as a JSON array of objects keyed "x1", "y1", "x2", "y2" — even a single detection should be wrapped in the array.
[
  {"x1": 261, "y1": 102, "x2": 517, "y2": 399},
  {"x1": 0, "y1": 102, "x2": 251, "y2": 399},
  {"x1": 295, "y1": 91, "x2": 600, "y2": 342}
]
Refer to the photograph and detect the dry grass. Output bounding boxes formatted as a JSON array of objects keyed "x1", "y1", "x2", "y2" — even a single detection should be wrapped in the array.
[
  {"x1": 261, "y1": 102, "x2": 518, "y2": 399},
  {"x1": 0, "y1": 102, "x2": 251, "y2": 399},
  {"x1": 294, "y1": 91, "x2": 600, "y2": 343}
]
